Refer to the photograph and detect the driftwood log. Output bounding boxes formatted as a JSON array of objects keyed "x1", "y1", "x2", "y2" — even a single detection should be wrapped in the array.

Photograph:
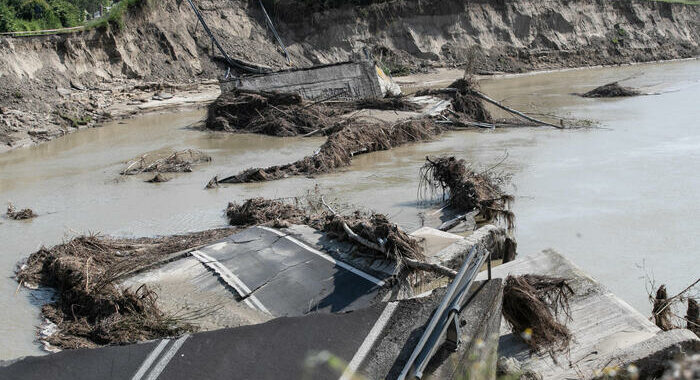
[{"x1": 321, "y1": 197, "x2": 457, "y2": 277}]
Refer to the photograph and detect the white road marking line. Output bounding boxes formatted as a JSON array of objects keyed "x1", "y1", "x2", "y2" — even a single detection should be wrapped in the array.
[
  {"x1": 191, "y1": 250, "x2": 270, "y2": 314},
  {"x1": 339, "y1": 302, "x2": 399, "y2": 380},
  {"x1": 257, "y1": 226, "x2": 386, "y2": 287},
  {"x1": 131, "y1": 339, "x2": 169, "y2": 380},
  {"x1": 144, "y1": 334, "x2": 190, "y2": 380}
]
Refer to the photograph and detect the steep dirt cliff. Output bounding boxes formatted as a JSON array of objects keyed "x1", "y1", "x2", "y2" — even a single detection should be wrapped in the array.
[{"x1": 0, "y1": 0, "x2": 698, "y2": 151}]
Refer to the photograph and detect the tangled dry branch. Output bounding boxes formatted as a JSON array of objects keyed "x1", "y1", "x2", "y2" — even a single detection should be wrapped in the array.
[
  {"x1": 16, "y1": 229, "x2": 233, "y2": 349},
  {"x1": 502, "y1": 274, "x2": 574, "y2": 352}
]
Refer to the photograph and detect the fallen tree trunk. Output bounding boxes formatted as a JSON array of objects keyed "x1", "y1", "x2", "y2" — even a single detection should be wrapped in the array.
[
  {"x1": 470, "y1": 91, "x2": 564, "y2": 129},
  {"x1": 320, "y1": 197, "x2": 457, "y2": 278}
]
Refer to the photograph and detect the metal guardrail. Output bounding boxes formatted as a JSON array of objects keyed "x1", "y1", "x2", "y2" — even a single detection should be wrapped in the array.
[
  {"x1": 0, "y1": 26, "x2": 85, "y2": 37},
  {"x1": 258, "y1": 0, "x2": 291, "y2": 66},
  {"x1": 185, "y1": 0, "x2": 270, "y2": 75},
  {"x1": 397, "y1": 245, "x2": 492, "y2": 380}
]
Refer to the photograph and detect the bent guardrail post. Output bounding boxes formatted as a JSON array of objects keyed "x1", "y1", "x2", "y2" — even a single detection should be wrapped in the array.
[{"x1": 397, "y1": 245, "x2": 491, "y2": 380}]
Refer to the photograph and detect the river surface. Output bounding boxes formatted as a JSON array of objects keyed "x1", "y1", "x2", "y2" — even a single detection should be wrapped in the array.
[{"x1": 1, "y1": 59, "x2": 698, "y2": 360}]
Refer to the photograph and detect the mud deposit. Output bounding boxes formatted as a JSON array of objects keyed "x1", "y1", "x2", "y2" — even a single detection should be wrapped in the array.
[{"x1": 0, "y1": 60, "x2": 699, "y2": 360}]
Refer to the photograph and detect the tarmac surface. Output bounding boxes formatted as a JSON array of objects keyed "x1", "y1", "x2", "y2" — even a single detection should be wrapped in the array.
[
  {"x1": 189, "y1": 226, "x2": 386, "y2": 316},
  {"x1": 0, "y1": 305, "x2": 386, "y2": 380}
]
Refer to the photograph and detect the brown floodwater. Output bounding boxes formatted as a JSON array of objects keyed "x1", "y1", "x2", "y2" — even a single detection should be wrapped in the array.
[{"x1": 1, "y1": 59, "x2": 698, "y2": 360}]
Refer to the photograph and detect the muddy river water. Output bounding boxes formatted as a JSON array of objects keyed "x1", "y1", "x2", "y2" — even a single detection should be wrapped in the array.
[{"x1": 1, "y1": 60, "x2": 698, "y2": 360}]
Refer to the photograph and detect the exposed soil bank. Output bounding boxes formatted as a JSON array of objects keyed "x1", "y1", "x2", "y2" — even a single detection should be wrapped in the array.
[{"x1": 0, "y1": 0, "x2": 698, "y2": 151}]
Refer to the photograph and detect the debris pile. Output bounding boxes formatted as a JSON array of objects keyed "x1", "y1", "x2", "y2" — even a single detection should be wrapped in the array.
[
  {"x1": 145, "y1": 173, "x2": 170, "y2": 183},
  {"x1": 446, "y1": 78, "x2": 493, "y2": 122},
  {"x1": 226, "y1": 198, "x2": 309, "y2": 227},
  {"x1": 581, "y1": 81, "x2": 640, "y2": 98},
  {"x1": 323, "y1": 212, "x2": 425, "y2": 263},
  {"x1": 650, "y1": 280, "x2": 699, "y2": 335},
  {"x1": 218, "y1": 119, "x2": 445, "y2": 183},
  {"x1": 223, "y1": 196, "x2": 462, "y2": 277},
  {"x1": 653, "y1": 285, "x2": 674, "y2": 331},
  {"x1": 502, "y1": 274, "x2": 574, "y2": 352},
  {"x1": 121, "y1": 149, "x2": 211, "y2": 175},
  {"x1": 419, "y1": 156, "x2": 513, "y2": 229},
  {"x1": 205, "y1": 89, "x2": 424, "y2": 137},
  {"x1": 205, "y1": 89, "x2": 342, "y2": 136},
  {"x1": 15, "y1": 229, "x2": 234, "y2": 349},
  {"x1": 337, "y1": 97, "x2": 422, "y2": 112},
  {"x1": 415, "y1": 78, "x2": 492, "y2": 123},
  {"x1": 6, "y1": 203, "x2": 36, "y2": 220}
]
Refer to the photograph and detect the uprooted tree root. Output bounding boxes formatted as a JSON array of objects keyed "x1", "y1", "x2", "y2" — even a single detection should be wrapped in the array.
[
  {"x1": 218, "y1": 119, "x2": 446, "y2": 184},
  {"x1": 15, "y1": 229, "x2": 234, "y2": 349},
  {"x1": 502, "y1": 275, "x2": 574, "y2": 353},
  {"x1": 649, "y1": 279, "x2": 699, "y2": 335},
  {"x1": 323, "y1": 212, "x2": 425, "y2": 263},
  {"x1": 415, "y1": 78, "x2": 492, "y2": 123},
  {"x1": 6, "y1": 203, "x2": 36, "y2": 220},
  {"x1": 419, "y1": 156, "x2": 513, "y2": 230},
  {"x1": 446, "y1": 78, "x2": 493, "y2": 123},
  {"x1": 121, "y1": 149, "x2": 211, "y2": 175},
  {"x1": 581, "y1": 81, "x2": 641, "y2": 98}
]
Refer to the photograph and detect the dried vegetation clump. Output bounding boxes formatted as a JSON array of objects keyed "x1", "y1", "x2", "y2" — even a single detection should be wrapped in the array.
[
  {"x1": 206, "y1": 89, "x2": 349, "y2": 137},
  {"x1": 581, "y1": 81, "x2": 640, "y2": 98},
  {"x1": 649, "y1": 279, "x2": 699, "y2": 337},
  {"x1": 205, "y1": 89, "x2": 425, "y2": 138},
  {"x1": 225, "y1": 197, "x2": 424, "y2": 265},
  {"x1": 219, "y1": 119, "x2": 445, "y2": 183},
  {"x1": 226, "y1": 198, "x2": 310, "y2": 227},
  {"x1": 16, "y1": 229, "x2": 234, "y2": 349},
  {"x1": 323, "y1": 212, "x2": 425, "y2": 262},
  {"x1": 419, "y1": 156, "x2": 513, "y2": 228},
  {"x1": 502, "y1": 274, "x2": 574, "y2": 352},
  {"x1": 121, "y1": 149, "x2": 211, "y2": 175},
  {"x1": 6, "y1": 203, "x2": 36, "y2": 220},
  {"x1": 446, "y1": 78, "x2": 493, "y2": 122}
]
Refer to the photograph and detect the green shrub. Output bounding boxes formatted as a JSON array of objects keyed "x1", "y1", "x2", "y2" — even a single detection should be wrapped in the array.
[
  {"x1": 0, "y1": 2, "x2": 18, "y2": 32},
  {"x1": 50, "y1": 0, "x2": 83, "y2": 27}
]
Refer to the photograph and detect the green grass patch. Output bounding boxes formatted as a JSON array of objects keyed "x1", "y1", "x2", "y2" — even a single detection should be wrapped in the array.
[
  {"x1": 85, "y1": 0, "x2": 147, "y2": 31},
  {"x1": 59, "y1": 112, "x2": 91, "y2": 128}
]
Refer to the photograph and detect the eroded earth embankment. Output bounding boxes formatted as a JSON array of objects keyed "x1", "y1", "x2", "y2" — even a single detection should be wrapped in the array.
[{"x1": 1, "y1": 0, "x2": 698, "y2": 151}]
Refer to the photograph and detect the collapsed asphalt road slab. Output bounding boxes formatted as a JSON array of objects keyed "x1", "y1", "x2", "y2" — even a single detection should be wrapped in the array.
[
  {"x1": 122, "y1": 225, "x2": 389, "y2": 329},
  {"x1": 476, "y1": 250, "x2": 700, "y2": 379},
  {"x1": 0, "y1": 304, "x2": 385, "y2": 380},
  {"x1": 0, "y1": 279, "x2": 503, "y2": 380}
]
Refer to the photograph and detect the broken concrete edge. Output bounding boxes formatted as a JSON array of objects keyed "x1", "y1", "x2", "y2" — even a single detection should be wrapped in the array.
[
  {"x1": 428, "y1": 224, "x2": 506, "y2": 269},
  {"x1": 475, "y1": 250, "x2": 700, "y2": 379},
  {"x1": 604, "y1": 329, "x2": 699, "y2": 379}
]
